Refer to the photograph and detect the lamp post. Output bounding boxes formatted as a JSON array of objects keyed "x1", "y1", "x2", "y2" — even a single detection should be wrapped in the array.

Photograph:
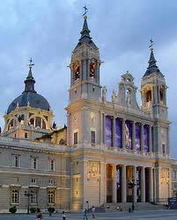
[
  {"x1": 24, "y1": 191, "x2": 33, "y2": 214},
  {"x1": 128, "y1": 178, "x2": 136, "y2": 212}
]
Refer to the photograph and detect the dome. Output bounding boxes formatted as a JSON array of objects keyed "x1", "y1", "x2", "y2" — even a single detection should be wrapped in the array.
[
  {"x1": 7, "y1": 91, "x2": 50, "y2": 114},
  {"x1": 7, "y1": 59, "x2": 51, "y2": 114}
]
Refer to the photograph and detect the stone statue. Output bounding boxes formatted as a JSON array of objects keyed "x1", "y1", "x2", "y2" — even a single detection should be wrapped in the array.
[
  {"x1": 111, "y1": 90, "x2": 117, "y2": 103},
  {"x1": 102, "y1": 86, "x2": 107, "y2": 101},
  {"x1": 126, "y1": 89, "x2": 131, "y2": 106}
]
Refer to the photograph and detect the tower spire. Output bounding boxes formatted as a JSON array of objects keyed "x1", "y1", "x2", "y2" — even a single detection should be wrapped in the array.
[
  {"x1": 74, "y1": 7, "x2": 97, "y2": 50},
  {"x1": 24, "y1": 58, "x2": 36, "y2": 93},
  {"x1": 148, "y1": 39, "x2": 157, "y2": 67},
  {"x1": 143, "y1": 39, "x2": 163, "y2": 77}
]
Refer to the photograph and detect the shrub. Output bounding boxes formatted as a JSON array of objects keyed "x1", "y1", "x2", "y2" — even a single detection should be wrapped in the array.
[
  {"x1": 30, "y1": 207, "x2": 36, "y2": 213},
  {"x1": 9, "y1": 206, "x2": 17, "y2": 214},
  {"x1": 48, "y1": 207, "x2": 55, "y2": 213}
]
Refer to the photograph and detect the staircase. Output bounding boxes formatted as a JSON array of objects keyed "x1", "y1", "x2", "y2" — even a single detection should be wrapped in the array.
[{"x1": 105, "y1": 202, "x2": 166, "y2": 212}]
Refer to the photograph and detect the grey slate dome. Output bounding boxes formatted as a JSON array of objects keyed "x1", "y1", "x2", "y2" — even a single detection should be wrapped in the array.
[{"x1": 7, "y1": 60, "x2": 50, "y2": 114}]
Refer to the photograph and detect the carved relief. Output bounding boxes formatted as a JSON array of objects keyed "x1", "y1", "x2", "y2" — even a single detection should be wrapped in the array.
[
  {"x1": 87, "y1": 161, "x2": 100, "y2": 179},
  {"x1": 160, "y1": 169, "x2": 169, "y2": 184},
  {"x1": 90, "y1": 112, "x2": 96, "y2": 124}
]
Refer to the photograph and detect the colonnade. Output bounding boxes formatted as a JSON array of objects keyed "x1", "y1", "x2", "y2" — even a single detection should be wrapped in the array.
[
  {"x1": 102, "y1": 113, "x2": 153, "y2": 153},
  {"x1": 106, "y1": 164, "x2": 154, "y2": 203}
]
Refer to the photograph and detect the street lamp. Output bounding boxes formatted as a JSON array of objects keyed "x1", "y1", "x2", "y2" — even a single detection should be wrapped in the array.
[
  {"x1": 24, "y1": 191, "x2": 33, "y2": 214},
  {"x1": 128, "y1": 178, "x2": 136, "y2": 212}
]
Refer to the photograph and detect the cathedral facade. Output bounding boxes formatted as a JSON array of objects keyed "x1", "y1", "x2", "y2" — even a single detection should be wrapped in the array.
[{"x1": 0, "y1": 16, "x2": 175, "y2": 213}]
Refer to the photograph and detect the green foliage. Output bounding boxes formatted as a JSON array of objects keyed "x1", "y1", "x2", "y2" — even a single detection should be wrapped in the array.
[
  {"x1": 9, "y1": 206, "x2": 17, "y2": 213},
  {"x1": 30, "y1": 207, "x2": 36, "y2": 213}
]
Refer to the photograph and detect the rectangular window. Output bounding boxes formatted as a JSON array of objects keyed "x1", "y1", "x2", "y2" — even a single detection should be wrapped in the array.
[
  {"x1": 91, "y1": 131, "x2": 96, "y2": 144},
  {"x1": 31, "y1": 178, "x2": 36, "y2": 184},
  {"x1": 14, "y1": 155, "x2": 20, "y2": 168},
  {"x1": 30, "y1": 191, "x2": 37, "y2": 204},
  {"x1": 25, "y1": 133, "x2": 28, "y2": 139},
  {"x1": 162, "y1": 144, "x2": 166, "y2": 154},
  {"x1": 74, "y1": 132, "x2": 78, "y2": 145},
  {"x1": 31, "y1": 157, "x2": 38, "y2": 169},
  {"x1": 50, "y1": 160, "x2": 55, "y2": 171},
  {"x1": 11, "y1": 189, "x2": 19, "y2": 204}
]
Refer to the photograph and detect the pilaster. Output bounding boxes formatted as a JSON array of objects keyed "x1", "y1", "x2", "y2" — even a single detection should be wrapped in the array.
[{"x1": 112, "y1": 164, "x2": 117, "y2": 203}]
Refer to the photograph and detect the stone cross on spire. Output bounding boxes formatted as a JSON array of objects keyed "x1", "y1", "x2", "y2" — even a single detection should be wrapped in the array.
[
  {"x1": 27, "y1": 58, "x2": 35, "y2": 78},
  {"x1": 83, "y1": 5, "x2": 88, "y2": 18}
]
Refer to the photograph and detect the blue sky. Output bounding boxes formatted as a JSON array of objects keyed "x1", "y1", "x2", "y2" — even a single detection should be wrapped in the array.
[{"x1": 0, "y1": 0, "x2": 177, "y2": 157}]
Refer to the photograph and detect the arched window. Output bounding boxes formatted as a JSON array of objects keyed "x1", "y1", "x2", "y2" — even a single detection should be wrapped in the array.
[
  {"x1": 160, "y1": 87, "x2": 164, "y2": 101},
  {"x1": 35, "y1": 117, "x2": 41, "y2": 128},
  {"x1": 8, "y1": 119, "x2": 17, "y2": 130},
  {"x1": 30, "y1": 118, "x2": 34, "y2": 126},
  {"x1": 59, "y1": 139, "x2": 66, "y2": 145},
  {"x1": 42, "y1": 119, "x2": 46, "y2": 129},
  {"x1": 73, "y1": 61, "x2": 80, "y2": 81},
  {"x1": 90, "y1": 58, "x2": 97, "y2": 79},
  {"x1": 48, "y1": 190, "x2": 55, "y2": 204},
  {"x1": 146, "y1": 90, "x2": 152, "y2": 102},
  {"x1": 29, "y1": 116, "x2": 47, "y2": 129},
  {"x1": 11, "y1": 189, "x2": 19, "y2": 204}
]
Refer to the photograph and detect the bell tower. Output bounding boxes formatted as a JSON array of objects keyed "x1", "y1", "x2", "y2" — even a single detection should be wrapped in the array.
[
  {"x1": 141, "y1": 41, "x2": 170, "y2": 157},
  {"x1": 69, "y1": 15, "x2": 102, "y2": 104},
  {"x1": 141, "y1": 41, "x2": 168, "y2": 120}
]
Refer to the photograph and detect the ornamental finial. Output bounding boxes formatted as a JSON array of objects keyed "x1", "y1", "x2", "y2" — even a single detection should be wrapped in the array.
[
  {"x1": 28, "y1": 58, "x2": 34, "y2": 71},
  {"x1": 149, "y1": 39, "x2": 154, "y2": 51}
]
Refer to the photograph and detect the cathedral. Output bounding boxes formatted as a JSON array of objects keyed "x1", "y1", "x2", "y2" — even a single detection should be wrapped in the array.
[{"x1": 0, "y1": 15, "x2": 176, "y2": 213}]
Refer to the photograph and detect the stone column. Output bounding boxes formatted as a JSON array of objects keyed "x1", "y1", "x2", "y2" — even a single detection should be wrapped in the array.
[
  {"x1": 121, "y1": 165, "x2": 127, "y2": 203},
  {"x1": 141, "y1": 166, "x2": 145, "y2": 202},
  {"x1": 122, "y1": 119, "x2": 125, "y2": 149},
  {"x1": 132, "y1": 122, "x2": 135, "y2": 151},
  {"x1": 149, "y1": 125, "x2": 152, "y2": 153},
  {"x1": 149, "y1": 167, "x2": 153, "y2": 202},
  {"x1": 141, "y1": 124, "x2": 144, "y2": 152},
  {"x1": 104, "y1": 163, "x2": 107, "y2": 203},
  {"x1": 112, "y1": 164, "x2": 117, "y2": 203},
  {"x1": 133, "y1": 166, "x2": 137, "y2": 203}
]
